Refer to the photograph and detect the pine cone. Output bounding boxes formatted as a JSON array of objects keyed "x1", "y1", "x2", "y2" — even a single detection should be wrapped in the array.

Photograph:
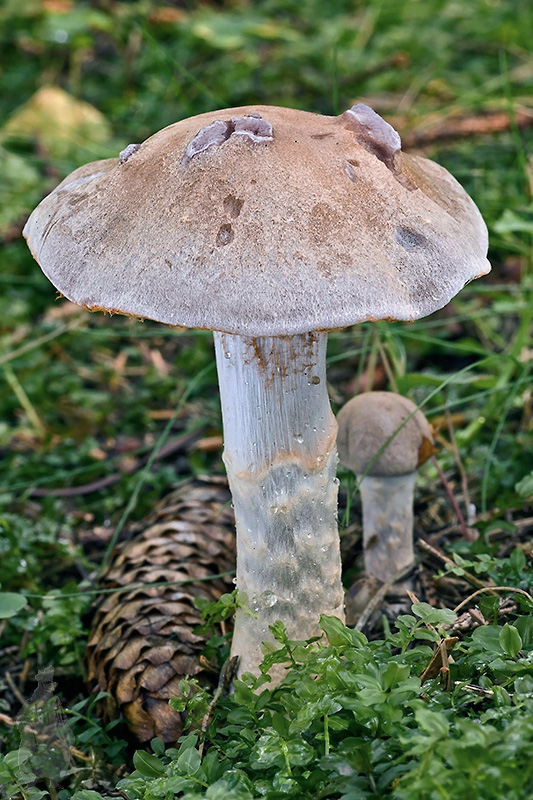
[{"x1": 85, "y1": 479, "x2": 236, "y2": 743}]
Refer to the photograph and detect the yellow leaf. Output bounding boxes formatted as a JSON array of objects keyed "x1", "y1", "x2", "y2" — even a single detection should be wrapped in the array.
[{"x1": 1, "y1": 86, "x2": 112, "y2": 158}]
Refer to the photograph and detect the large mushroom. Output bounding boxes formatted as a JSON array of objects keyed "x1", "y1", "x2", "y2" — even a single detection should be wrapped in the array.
[{"x1": 24, "y1": 103, "x2": 490, "y2": 678}]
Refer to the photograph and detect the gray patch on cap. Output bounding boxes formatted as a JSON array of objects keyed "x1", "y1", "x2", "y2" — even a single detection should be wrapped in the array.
[
  {"x1": 343, "y1": 104, "x2": 401, "y2": 168},
  {"x1": 394, "y1": 226, "x2": 428, "y2": 250},
  {"x1": 119, "y1": 143, "x2": 141, "y2": 164},
  {"x1": 230, "y1": 115, "x2": 273, "y2": 143},
  {"x1": 185, "y1": 114, "x2": 273, "y2": 161},
  {"x1": 184, "y1": 120, "x2": 230, "y2": 159}
]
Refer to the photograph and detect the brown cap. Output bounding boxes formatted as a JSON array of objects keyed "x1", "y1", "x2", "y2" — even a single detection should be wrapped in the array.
[
  {"x1": 24, "y1": 103, "x2": 490, "y2": 337},
  {"x1": 337, "y1": 391, "x2": 433, "y2": 477}
]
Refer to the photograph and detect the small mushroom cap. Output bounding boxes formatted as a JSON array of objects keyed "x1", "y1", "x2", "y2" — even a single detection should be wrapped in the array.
[
  {"x1": 24, "y1": 104, "x2": 490, "y2": 337},
  {"x1": 337, "y1": 391, "x2": 434, "y2": 477}
]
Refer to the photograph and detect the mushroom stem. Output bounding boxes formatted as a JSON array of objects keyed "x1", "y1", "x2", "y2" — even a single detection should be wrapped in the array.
[
  {"x1": 358, "y1": 472, "x2": 416, "y2": 580},
  {"x1": 213, "y1": 330, "x2": 345, "y2": 679}
]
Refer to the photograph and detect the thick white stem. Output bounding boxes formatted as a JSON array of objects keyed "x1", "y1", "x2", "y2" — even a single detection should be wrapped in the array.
[
  {"x1": 358, "y1": 472, "x2": 416, "y2": 581},
  {"x1": 214, "y1": 331, "x2": 345, "y2": 679}
]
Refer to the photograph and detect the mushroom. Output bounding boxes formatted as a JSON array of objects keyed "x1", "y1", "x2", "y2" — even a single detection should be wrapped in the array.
[
  {"x1": 23, "y1": 103, "x2": 490, "y2": 678},
  {"x1": 337, "y1": 391, "x2": 434, "y2": 582}
]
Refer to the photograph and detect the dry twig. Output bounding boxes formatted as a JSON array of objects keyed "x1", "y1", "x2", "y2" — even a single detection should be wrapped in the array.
[{"x1": 403, "y1": 108, "x2": 533, "y2": 148}]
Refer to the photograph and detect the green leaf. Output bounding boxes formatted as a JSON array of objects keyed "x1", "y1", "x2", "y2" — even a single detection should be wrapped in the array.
[
  {"x1": 471, "y1": 625, "x2": 504, "y2": 652},
  {"x1": 205, "y1": 776, "x2": 254, "y2": 799},
  {"x1": 202, "y1": 749, "x2": 223, "y2": 784},
  {"x1": 493, "y1": 686, "x2": 512, "y2": 707},
  {"x1": 382, "y1": 662, "x2": 410, "y2": 690},
  {"x1": 479, "y1": 595, "x2": 501, "y2": 623},
  {"x1": 219, "y1": 592, "x2": 236, "y2": 606},
  {"x1": 413, "y1": 629, "x2": 441, "y2": 642},
  {"x1": 320, "y1": 615, "x2": 367, "y2": 647},
  {"x1": 411, "y1": 602, "x2": 456, "y2": 626},
  {"x1": 268, "y1": 620, "x2": 290, "y2": 645},
  {"x1": 327, "y1": 716, "x2": 350, "y2": 731},
  {"x1": 250, "y1": 732, "x2": 285, "y2": 770},
  {"x1": 151, "y1": 737, "x2": 165, "y2": 755},
  {"x1": 453, "y1": 554, "x2": 469, "y2": 567},
  {"x1": 0, "y1": 592, "x2": 26, "y2": 618},
  {"x1": 177, "y1": 746, "x2": 202, "y2": 775},
  {"x1": 132, "y1": 750, "x2": 166, "y2": 778},
  {"x1": 3, "y1": 748, "x2": 33, "y2": 768},
  {"x1": 357, "y1": 687, "x2": 386, "y2": 705},
  {"x1": 162, "y1": 775, "x2": 193, "y2": 793},
  {"x1": 510, "y1": 548, "x2": 527, "y2": 573},
  {"x1": 414, "y1": 707, "x2": 449, "y2": 737},
  {"x1": 515, "y1": 472, "x2": 533, "y2": 498},
  {"x1": 17, "y1": 789, "x2": 46, "y2": 800},
  {"x1": 271, "y1": 711, "x2": 289, "y2": 737},
  {"x1": 499, "y1": 624, "x2": 523, "y2": 659},
  {"x1": 285, "y1": 739, "x2": 315, "y2": 767},
  {"x1": 227, "y1": 707, "x2": 255, "y2": 725},
  {"x1": 206, "y1": 781, "x2": 240, "y2": 800},
  {"x1": 170, "y1": 696, "x2": 187, "y2": 712},
  {"x1": 396, "y1": 614, "x2": 417, "y2": 628},
  {"x1": 479, "y1": 595, "x2": 500, "y2": 622},
  {"x1": 493, "y1": 209, "x2": 533, "y2": 234},
  {"x1": 514, "y1": 616, "x2": 533, "y2": 648}
]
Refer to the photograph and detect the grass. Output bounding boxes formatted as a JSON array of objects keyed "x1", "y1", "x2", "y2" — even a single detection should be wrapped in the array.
[{"x1": 0, "y1": 0, "x2": 532, "y2": 797}]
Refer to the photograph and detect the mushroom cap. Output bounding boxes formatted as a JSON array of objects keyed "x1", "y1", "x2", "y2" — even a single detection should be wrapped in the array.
[
  {"x1": 337, "y1": 391, "x2": 433, "y2": 477},
  {"x1": 24, "y1": 104, "x2": 490, "y2": 337}
]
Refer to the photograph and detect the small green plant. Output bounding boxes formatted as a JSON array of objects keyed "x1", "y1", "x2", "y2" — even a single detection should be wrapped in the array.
[
  {"x1": 440, "y1": 547, "x2": 533, "y2": 597},
  {"x1": 0, "y1": 747, "x2": 51, "y2": 800},
  {"x1": 54, "y1": 604, "x2": 533, "y2": 800},
  {"x1": 22, "y1": 583, "x2": 93, "y2": 667},
  {"x1": 67, "y1": 692, "x2": 128, "y2": 765},
  {"x1": 0, "y1": 687, "x2": 129, "y2": 800}
]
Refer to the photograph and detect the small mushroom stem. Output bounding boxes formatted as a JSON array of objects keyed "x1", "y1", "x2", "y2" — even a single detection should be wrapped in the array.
[
  {"x1": 213, "y1": 330, "x2": 345, "y2": 678},
  {"x1": 357, "y1": 472, "x2": 416, "y2": 580}
]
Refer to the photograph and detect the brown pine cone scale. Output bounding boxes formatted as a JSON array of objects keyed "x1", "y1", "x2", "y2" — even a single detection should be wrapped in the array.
[{"x1": 85, "y1": 480, "x2": 236, "y2": 743}]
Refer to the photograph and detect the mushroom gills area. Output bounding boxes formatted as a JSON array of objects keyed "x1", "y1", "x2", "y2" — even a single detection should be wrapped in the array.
[
  {"x1": 214, "y1": 330, "x2": 345, "y2": 678},
  {"x1": 358, "y1": 472, "x2": 417, "y2": 580}
]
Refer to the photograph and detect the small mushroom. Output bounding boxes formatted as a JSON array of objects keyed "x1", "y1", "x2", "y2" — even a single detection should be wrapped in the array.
[
  {"x1": 24, "y1": 103, "x2": 489, "y2": 679},
  {"x1": 337, "y1": 391, "x2": 434, "y2": 581}
]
